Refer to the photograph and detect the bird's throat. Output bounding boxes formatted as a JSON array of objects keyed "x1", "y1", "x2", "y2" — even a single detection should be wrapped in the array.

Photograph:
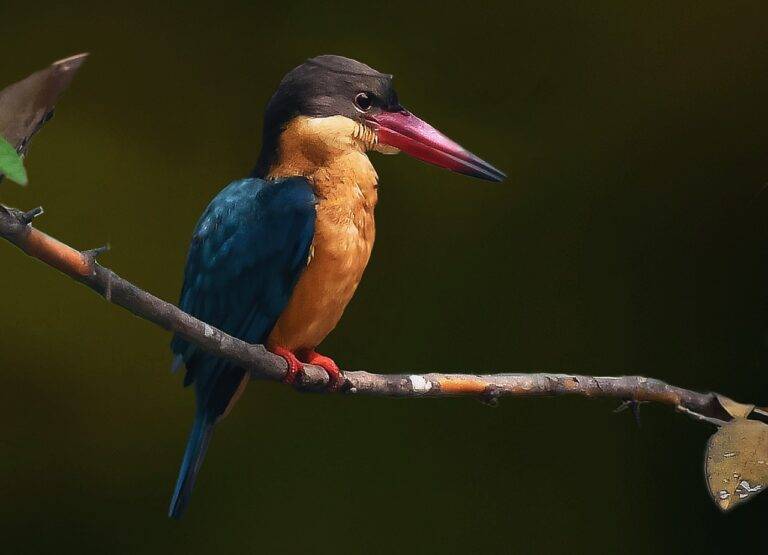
[{"x1": 266, "y1": 115, "x2": 379, "y2": 208}]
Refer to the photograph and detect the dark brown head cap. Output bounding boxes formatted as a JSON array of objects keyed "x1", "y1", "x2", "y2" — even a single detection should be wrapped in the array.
[{"x1": 254, "y1": 55, "x2": 400, "y2": 176}]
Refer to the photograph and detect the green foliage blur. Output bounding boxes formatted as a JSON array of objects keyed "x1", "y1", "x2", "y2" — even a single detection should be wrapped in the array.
[
  {"x1": 0, "y1": 136, "x2": 27, "y2": 184},
  {"x1": 1, "y1": 1, "x2": 767, "y2": 553}
]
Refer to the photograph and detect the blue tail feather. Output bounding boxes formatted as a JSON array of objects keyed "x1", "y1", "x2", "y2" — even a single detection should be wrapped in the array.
[{"x1": 169, "y1": 413, "x2": 215, "y2": 519}]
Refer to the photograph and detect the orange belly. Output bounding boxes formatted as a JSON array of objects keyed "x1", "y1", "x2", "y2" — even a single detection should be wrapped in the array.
[{"x1": 266, "y1": 199, "x2": 375, "y2": 350}]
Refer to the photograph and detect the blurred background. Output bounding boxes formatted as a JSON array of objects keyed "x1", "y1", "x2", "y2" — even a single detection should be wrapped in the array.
[{"x1": 1, "y1": 1, "x2": 767, "y2": 553}]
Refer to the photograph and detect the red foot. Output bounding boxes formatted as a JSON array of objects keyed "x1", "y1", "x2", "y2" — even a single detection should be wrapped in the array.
[
  {"x1": 271, "y1": 345, "x2": 302, "y2": 385},
  {"x1": 298, "y1": 349, "x2": 344, "y2": 391}
]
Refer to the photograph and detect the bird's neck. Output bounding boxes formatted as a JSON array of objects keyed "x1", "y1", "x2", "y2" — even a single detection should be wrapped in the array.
[{"x1": 264, "y1": 116, "x2": 379, "y2": 210}]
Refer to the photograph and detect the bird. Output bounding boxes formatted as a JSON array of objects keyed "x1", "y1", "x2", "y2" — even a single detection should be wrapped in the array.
[{"x1": 168, "y1": 54, "x2": 505, "y2": 519}]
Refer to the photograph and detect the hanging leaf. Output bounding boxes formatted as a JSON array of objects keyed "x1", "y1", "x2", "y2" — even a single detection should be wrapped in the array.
[
  {"x1": 714, "y1": 394, "x2": 755, "y2": 419},
  {"x1": 704, "y1": 418, "x2": 768, "y2": 511},
  {"x1": 0, "y1": 136, "x2": 27, "y2": 185},
  {"x1": 0, "y1": 53, "x2": 87, "y2": 184}
]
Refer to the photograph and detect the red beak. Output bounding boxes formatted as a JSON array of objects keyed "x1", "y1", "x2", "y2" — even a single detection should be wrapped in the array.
[{"x1": 366, "y1": 109, "x2": 505, "y2": 182}]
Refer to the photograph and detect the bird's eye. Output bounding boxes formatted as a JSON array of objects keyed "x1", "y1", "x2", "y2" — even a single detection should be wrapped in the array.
[{"x1": 354, "y1": 92, "x2": 372, "y2": 112}]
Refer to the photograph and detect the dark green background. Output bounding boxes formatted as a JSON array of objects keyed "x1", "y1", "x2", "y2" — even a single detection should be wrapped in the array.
[{"x1": 2, "y1": 1, "x2": 767, "y2": 553}]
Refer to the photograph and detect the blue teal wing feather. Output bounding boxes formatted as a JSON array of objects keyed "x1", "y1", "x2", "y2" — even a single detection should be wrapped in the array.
[
  {"x1": 172, "y1": 176, "x2": 315, "y2": 392},
  {"x1": 168, "y1": 176, "x2": 316, "y2": 518}
]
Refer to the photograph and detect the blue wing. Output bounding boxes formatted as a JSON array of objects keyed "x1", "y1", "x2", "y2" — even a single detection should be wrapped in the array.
[{"x1": 168, "y1": 176, "x2": 316, "y2": 518}]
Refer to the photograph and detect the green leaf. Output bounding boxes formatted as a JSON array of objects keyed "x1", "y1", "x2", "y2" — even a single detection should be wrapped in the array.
[{"x1": 0, "y1": 136, "x2": 28, "y2": 185}]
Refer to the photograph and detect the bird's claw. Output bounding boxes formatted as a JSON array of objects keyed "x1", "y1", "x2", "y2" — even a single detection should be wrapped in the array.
[
  {"x1": 271, "y1": 345, "x2": 302, "y2": 385},
  {"x1": 298, "y1": 350, "x2": 345, "y2": 391},
  {"x1": 271, "y1": 347, "x2": 345, "y2": 391}
]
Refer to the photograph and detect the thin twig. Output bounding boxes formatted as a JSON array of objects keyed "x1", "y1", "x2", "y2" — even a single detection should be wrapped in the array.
[{"x1": 0, "y1": 202, "x2": 736, "y2": 420}]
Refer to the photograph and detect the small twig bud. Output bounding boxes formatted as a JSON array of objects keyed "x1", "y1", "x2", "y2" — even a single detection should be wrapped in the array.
[
  {"x1": 614, "y1": 399, "x2": 645, "y2": 428},
  {"x1": 19, "y1": 206, "x2": 44, "y2": 225},
  {"x1": 83, "y1": 244, "x2": 110, "y2": 261},
  {"x1": 479, "y1": 385, "x2": 502, "y2": 407}
]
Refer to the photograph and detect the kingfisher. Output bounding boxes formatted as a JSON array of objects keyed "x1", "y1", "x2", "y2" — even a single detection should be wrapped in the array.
[{"x1": 168, "y1": 54, "x2": 504, "y2": 518}]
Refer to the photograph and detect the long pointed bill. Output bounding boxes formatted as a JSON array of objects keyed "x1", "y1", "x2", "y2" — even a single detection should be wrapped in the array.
[{"x1": 366, "y1": 109, "x2": 506, "y2": 182}]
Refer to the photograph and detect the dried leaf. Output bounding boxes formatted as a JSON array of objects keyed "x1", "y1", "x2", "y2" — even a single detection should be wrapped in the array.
[
  {"x1": 704, "y1": 418, "x2": 768, "y2": 511},
  {"x1": 0, "y1": 136, "x2": 27, "y2": 185},
  {"x1": 0, "y1": 53, "x2": 87, "y2": 183},
  {"x1": 714, "y1": 394, "x2": 755, "y2": 419}
]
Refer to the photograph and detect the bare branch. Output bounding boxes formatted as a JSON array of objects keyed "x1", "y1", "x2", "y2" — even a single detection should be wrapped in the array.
[{"x1": 0, "y1": 202, "x2": 738, "y2": 420}]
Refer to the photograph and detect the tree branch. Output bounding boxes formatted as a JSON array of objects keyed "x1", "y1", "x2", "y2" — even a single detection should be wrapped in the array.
[{"x1": 0, "y1": 202, "x2": 739, "y2": 420}]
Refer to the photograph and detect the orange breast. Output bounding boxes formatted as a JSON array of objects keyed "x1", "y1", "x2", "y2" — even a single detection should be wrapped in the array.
[{"x1": 266, "y1": 146, "x2": 379, "y2": 351}]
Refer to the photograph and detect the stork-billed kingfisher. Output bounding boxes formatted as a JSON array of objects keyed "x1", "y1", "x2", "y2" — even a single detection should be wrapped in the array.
[{"x1": 169, "y1": 54, "x2": 504, "y2": 518}]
